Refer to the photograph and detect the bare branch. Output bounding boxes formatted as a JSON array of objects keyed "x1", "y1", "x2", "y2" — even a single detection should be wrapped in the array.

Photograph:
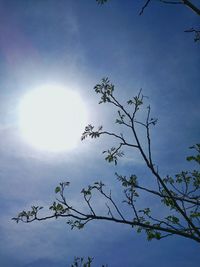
[
  {"x1": 159, "y1": 0, "x2": 183, "y2": 4},
  {"x1": 139, "y1": 0, "x2": 152, "y2": 15},
  {"x1": 182, "y1": 0, "x2": 200, "y2": 16}
]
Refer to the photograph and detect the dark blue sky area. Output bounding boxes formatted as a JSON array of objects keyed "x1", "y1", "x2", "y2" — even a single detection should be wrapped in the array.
[{"x1": 0, "y1": 1, "x2": 200, "y2": 267}]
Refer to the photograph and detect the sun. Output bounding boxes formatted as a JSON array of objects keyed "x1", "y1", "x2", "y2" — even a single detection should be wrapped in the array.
[{"x1": 18, "y1": 84, "x2": 88, "y2": 152}]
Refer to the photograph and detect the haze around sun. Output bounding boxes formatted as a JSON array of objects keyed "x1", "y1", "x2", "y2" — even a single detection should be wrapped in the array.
[{"x1": 18, "y1": 85, "x2": 88, "y2": 152}]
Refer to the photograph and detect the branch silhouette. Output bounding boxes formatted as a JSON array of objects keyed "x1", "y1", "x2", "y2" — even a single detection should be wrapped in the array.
[{"x1": 13, "y1": 78, "x2": 200, "y2": 243}]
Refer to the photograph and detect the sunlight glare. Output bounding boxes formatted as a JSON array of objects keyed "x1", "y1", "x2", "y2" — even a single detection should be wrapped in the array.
[{"x1": 18, "y1": 85, "x2": 88, "y2": 152}]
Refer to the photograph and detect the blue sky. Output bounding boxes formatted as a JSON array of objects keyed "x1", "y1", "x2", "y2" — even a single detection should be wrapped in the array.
[{"x1": 0, "y1": 0, "x2": 200, "y2": 266}]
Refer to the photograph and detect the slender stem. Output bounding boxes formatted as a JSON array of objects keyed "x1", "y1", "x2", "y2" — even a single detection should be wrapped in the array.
[
  {"x1": 99, "y1": 189, "x2": 125, "y2": 221},
  {"x1": 135, "y1": 184, "x2": 200, "y2": 205},
  {"x1": 182, "y1": 0, "x2": 200, "y2": 15},
  {"x1": 24, "y1": 213, "x2": 200, "y2": 243},
  {"x1": 146, "y1": 106, "x2": 153, "y2": 165}
]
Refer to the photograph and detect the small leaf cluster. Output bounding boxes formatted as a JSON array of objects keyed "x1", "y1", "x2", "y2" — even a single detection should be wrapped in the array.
[
  {"x1": 70, "y1": 256, "x2": 107, "y2": 267},
  {"x1": 94, "y1": 78, "x2": 114, "y2": 104},
  {"x1": 96, "y1": 0, "x2": 108, "y2": 4},
  {"x1": 176, "y1": 171, "x2": 192, "y2": 184},
  {"x1": 12, "y1": 206, "x2": 43, "y2": 223},
  {"x1": 187, "y1": 144, "x2": 200, "y2": 164},
  {"x1": 139, "y1": 208, "x2": 151, "y2": 216},
  {"x1": 127, "y1": 95, "x2": 143, "y2": 107},
  {"x1": 163, "y1": 171, "x2": 200, "y2": 189},
  {"x1": 115, "y1": 110, "x2": 125, "y2": 125},
  {"x1": 126, "y1": 89, "x2": 145, "y2": 114},
  {"x1": 136, "y1": 223, "x2": 161, "y2": 241},
  {"x1": 146, "y1": 229, "x2": 162, "y2": 241},
  {"x1": 81, "y1": 125, "x2": 103, "y2": 141},
  {"x1": 103, "y1": 147, "x2": 124, "y2": 165},
  {"x1": 67, "y1": 220, "x2": 84, "y2": 230},
  {"x1": 49, "y1": 202, "x2": 67, "y2": 217},
  {"x1": 165, "y1": 215, "x2": 180, "y2": 224},
  {"x1": 116, "y1": 173, "x2": 139, "y2": 204},
  {"x1": 71, "y1": 256, "x2": 93, "y2": 267},
  {"x1": 81, "y1": 181, "x2": 105, "y2": 198},
  {"x1": 161, "y1": 192, "x2": 177, "y2": 210},
  {"x1": 55, "y1": 181, "x2": 70, "y2": 194},
  {"x1": 116, "y1": 173, "x2": 138, "y2": 187}
]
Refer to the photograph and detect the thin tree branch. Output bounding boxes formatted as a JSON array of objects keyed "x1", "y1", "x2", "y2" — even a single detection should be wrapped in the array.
[
  {"x1": 182, "y1": 0, "x2": 200, "y2": 16},
  {"x1": 140, "y1": 0, "x2": 151, "y2": 15},
  {"x1": 134, "y1": 184, "x2": 200, "y2": 206},
  {"x1": 16, "y1": 211, "x2": 200, "y2": 243},
  {"x1": 146, "y1": 106, "x2": 153, "y2": 165}
]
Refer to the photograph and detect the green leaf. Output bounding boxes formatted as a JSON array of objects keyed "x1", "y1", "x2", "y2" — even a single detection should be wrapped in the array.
[
  {"x1": 115, "y1": 119, "x2": 123, "y2": 124},
  {"x1": 55, "y1": 186, "x2": 61, "y2": 193},
  {"x1": 166, "y1": 215, "x2": 179, "y2": 224},
  {"x1": 190, "y1": 212, "x2": 200, "y2": 218}
]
